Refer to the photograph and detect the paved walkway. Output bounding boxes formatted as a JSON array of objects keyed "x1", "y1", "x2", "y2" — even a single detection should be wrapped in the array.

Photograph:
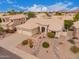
[{"x1": 0, "y1": 33, "x2": 39, "y2": 59}]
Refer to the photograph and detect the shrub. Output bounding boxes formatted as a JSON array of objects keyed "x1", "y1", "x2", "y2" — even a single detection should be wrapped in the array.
[
  {"x1": 59, "y1": 42, "x2": 63, "y2": 45},
  {"x1": 47, "y1": 32, "x2": 55, "y2": 38},
  {"x1": 22, "y1": 40, "x2": 28, "y2": 45},
  {"x1": 29, "y1": 44, "x2": 33, "y2": 48},
  {"x1": 70, "y1": 46, "x2": 79, "y2": 53},
  {"x1": 42, "y1": 42, "x2": 49, "y2": 48},
  {"x1": 5, "y1": 28, "x2": 16, "y2": 33},
  {"x1": 72, "y1": 37, "x2": 78, "y2": 40},
  {"x1": 28, "y1": 39, "x2": 33, "y2": 48},
  {"x1": 27, "y1": 12, "x2": 36, "y2": 19},
  {"x1": 55, "y1": 12, "x2": 63, "y2": 15},
  {"x1": 64, "y1": 20, "x2": 73, "y2": 30},
  {"x1": 68, "y1": 39, "x2": 75, "y2": 44},
  {"x1": 73, "y1": 13, "x2": 79, "y2": 22}
]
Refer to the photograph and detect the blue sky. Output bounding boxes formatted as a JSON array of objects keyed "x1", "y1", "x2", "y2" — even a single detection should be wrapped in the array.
[{"x1": 0, "y1": 0, "x2": 79, "y2": 12}]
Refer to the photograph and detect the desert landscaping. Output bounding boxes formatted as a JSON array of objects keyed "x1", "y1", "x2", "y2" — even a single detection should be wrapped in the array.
[{"x1": 1, "y1": 10, "x2": 79, "y2": 59}]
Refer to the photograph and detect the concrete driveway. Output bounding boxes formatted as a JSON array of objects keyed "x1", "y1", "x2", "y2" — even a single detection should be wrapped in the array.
[{"x1": 0, "y1": 33, "x2": 39, "y2": 59}]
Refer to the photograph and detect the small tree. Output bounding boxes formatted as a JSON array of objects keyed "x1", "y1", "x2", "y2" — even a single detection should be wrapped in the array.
[
  {"x1": 22, "y1": 40, "x2": 28, "y2": 46},
  {"x1": 27, "y1": 12, "x2": 36, "y2": 19},
  {"x1": 64, "y1": 20, "x2": 73, "y2": 30},
  {"x1": 47, "y1": 32, "x2": 55, "y2": 38},
  {"x1": 73, "y1": 13, "x2": 79, "y2": 22}
]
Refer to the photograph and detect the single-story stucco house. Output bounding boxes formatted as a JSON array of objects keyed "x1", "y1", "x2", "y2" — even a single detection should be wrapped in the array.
[
  {"x1": 16, "y1": 17, "x2": 64, "y2": 37},
  {"x1": 0, "y1": 14, "x2": 27, "y2": 30}
]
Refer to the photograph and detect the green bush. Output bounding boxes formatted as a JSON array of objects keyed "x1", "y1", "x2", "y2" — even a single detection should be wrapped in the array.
[
  {"x1": 22, "y1": 40, "x2": 28, "y2": 45},
  {"x1": 70, "y1": 46, "x2": 79, "y2": 53},
  {"x1": 73, "y1": 13, "x2": 79, "y2": 22},
  {"x1": 42, "y1": 42, "x2": 49, "y2": 48},
  {"x1": 64, "y1": 20, "x2": 73, "y2": 30},
  {"x1": 47, "y1": 32, "x2": 55, "y2": 38},
  {"x1": 27, "y1": 12, "x2": 36, "y2": 19}
]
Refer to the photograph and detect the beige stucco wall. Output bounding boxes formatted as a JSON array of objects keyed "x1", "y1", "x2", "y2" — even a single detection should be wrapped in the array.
[
  {"x1": 17, "y1": 27, "x2": 39, "y2": 36},
  {"x1": 17, "y1": 29, "x2": 32, "y2": 36},
  {"x1": 75, "y1": 28, "x2": 79, "y2": 38},
  {"x1": 12, "y1": 18, "x2": 26, "y2": 26},
  {"x1": 32, "y1": 27, "x2": 39, "y2": 34}
]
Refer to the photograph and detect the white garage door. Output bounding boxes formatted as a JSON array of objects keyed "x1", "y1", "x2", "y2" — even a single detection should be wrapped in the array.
[
  {"x1": 22, "y1": 31, "x2": 32, "y2": 36},
  {"x1": 17, "y1": 29, "x2": 32, "y2": 36}
]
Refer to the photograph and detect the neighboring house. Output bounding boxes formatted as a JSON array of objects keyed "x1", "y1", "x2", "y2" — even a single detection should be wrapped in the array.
[
  {"x1": 16, "y1": 16, "x2": 64, "y2": 36},
  {"x1": 0, "y1": 14, "x2": 27, "y2": 30}
]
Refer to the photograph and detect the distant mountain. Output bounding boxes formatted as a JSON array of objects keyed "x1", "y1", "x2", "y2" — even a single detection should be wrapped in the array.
[{"x1": 70, "y1": 8, "x2": 79, "y2": 13}]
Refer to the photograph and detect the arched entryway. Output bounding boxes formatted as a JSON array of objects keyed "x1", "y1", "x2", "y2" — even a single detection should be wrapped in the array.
[{"x1": 38, "y1": 25, "x2": 49, "y2": 34}]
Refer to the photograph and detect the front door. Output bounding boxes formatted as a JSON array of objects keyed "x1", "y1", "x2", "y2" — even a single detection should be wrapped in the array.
[{"x1": 42, "y1": 27, "x2": 45, "y2": 32}]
